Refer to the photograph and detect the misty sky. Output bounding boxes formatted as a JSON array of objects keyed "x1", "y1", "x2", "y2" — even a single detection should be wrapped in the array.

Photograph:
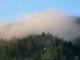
[{"x1": 0, "y1": 0, "x2": 80, "y2": 23}]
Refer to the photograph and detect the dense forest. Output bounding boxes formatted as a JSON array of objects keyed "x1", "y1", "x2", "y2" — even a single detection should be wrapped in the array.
[{"x1": 0, "y1": 32, "x2": 80, "y2": 60}]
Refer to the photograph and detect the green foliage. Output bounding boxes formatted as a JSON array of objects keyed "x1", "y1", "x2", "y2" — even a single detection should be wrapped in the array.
[
  {"x1": 32, "y1": 53, "x2": 41, "y2": 60},
  {"x1": 74, "y1": 56, "x2": 79, "y2": 60},
  {"x1": 0, "y1": 32, "x2": 80, "y2": 60},
  {"x1": 27, "y1": 37, "x2": 34, "y2": 52},
  {"x1": 41, "y1": 50, "x2": 53, "y2": 60},
  {"x1": 6, "y1": 53, "x2": 10, "y2": 60}
]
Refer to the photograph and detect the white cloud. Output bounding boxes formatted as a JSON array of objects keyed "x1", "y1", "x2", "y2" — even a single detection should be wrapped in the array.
[{"x1": 0, "y1": 8, "x2": 79, "y2": 41}]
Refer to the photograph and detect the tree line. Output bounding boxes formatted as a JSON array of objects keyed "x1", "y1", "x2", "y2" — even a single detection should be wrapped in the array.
[{"x1": 0, "y1": 32, "x2": 80, "y2": 60}]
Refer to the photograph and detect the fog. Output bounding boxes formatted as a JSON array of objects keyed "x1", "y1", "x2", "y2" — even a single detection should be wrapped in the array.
[{"x1": 0, "y1": 9, "x2": 80, "y2": 41}]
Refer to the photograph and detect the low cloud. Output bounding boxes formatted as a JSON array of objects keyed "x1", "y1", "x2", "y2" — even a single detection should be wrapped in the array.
[{"x1": 0, "y1": 9, "x2": 80, "y2": 41}]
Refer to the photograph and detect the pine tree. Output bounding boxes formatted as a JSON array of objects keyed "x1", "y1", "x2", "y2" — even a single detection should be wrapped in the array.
[
  {"x1": 6, "y1": 52, "x2": 10, "y2": 60},
  {"x1": 27, "y1": 37, "x2": 34, "y2": 53}
]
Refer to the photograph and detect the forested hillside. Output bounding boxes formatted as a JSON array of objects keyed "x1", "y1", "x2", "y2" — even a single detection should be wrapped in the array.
[{"x1": 0, "y1": 32, "x2": 80, "y2": 60}]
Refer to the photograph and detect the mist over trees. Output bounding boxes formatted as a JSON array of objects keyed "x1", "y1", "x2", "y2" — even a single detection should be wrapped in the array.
[
  {"x1": 0, "y1": 9, "x2": 80, "y2": 41},
  {"x1": 0, "y1": 32, "x2": 80, "y2": 60}
]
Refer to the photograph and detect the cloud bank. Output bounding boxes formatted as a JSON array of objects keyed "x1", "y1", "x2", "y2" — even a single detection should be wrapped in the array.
[{"x1": 0, "y1": 9, "x2": 80, "y2": 41}]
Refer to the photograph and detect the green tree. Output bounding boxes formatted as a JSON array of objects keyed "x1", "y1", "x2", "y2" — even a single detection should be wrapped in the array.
[
  {"x1": 41, "y1": 32, "x2": 45, "y2": 37},
  {"x1": 27, "y1": 37, "x2": 34, "y2": 52},
  {"x1": 54, "y1": 37, "x2": 60, "y2": 46},
  {"x1": 61, "y1": 55, "x2": 66, "y2": 60},
  {"x1": 74, "y1": 56, "x2": 79, "y2": 60},
  {"x1": 6, "y1": 53, "x2": 10, "y2": 60},
  {"x1": 53, "y1": 47, "x2": 60, "y2": 60},
  {"x1": 32, "y1": 53, "x2": 41, "y2": 60},
  {"x1": 42, "y1": 50, "x2": 53, "y2": 60},
  {"x1": 50, "y1": 39, "x2": 54, "y2": 50},
  {"x1": 13, "y1": 56, "x2": 16, "y2": 60}
]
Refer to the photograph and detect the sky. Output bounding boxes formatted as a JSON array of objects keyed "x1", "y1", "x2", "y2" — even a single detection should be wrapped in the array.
[{"x1": 0, "y1": 0, "x2": 80, "y2": 23}]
